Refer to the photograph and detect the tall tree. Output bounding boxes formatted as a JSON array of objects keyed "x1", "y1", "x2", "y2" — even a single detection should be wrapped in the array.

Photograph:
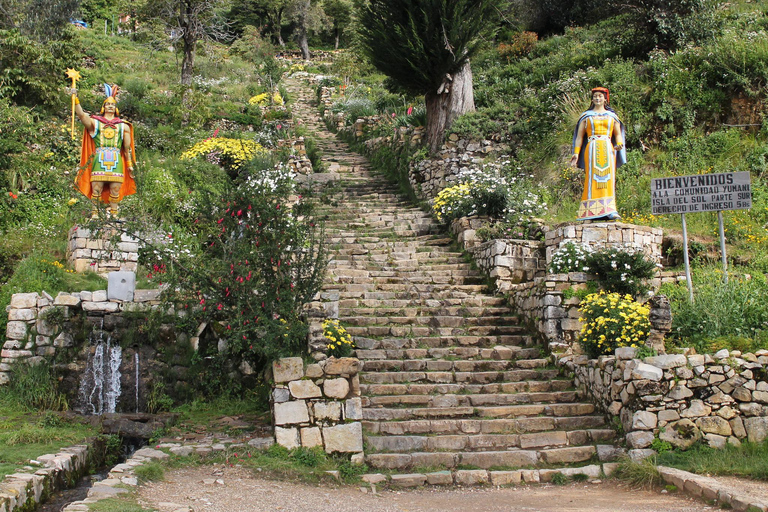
[
  {"x1": 286, "y1": 0, "x2": 327, "y2": 60},
  {"x1": 358, "y1": 0, "x2": 501, "y2": 153},
  {"x1": 0, "y1": 0, "x2": 79, "y2": 41},
  {"x1": 142, "y1": 0, "x2": 230, "y2": 85},
  {"x1": 322, "y1": 0, "x2": 351, "y2": 49},
  {"x1": 228, "y1": 0, "x2": 288, "y2": 47}
]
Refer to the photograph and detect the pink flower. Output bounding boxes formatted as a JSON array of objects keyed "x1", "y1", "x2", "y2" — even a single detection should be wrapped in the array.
[{"x1": 407, "y1": 106, "x2": 413, "y2": 115}]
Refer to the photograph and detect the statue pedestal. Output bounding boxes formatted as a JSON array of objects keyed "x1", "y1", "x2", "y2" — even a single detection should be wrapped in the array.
[
  {"x1": 67, "y1": 225, "x2": 140, "y2": 275},
  {"x1": 545, "y1": 221, "x2": 664, "y2": 265}
]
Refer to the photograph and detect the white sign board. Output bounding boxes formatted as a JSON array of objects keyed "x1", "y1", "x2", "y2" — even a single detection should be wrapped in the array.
[{"x1": 651, "y1": 171, "x2": 752, "y2": 215}]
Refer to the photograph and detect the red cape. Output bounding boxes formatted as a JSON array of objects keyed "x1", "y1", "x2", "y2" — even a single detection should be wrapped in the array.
[{"x1": 75, "y1": 118, "x2": 137, "y2": 201}]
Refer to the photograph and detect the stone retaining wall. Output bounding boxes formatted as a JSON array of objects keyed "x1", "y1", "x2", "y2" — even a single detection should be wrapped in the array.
[
  {"x1": 67, "y1": 225, "x2": 140, "y2": 274},
  {"x1": 559, "y1": 348, "x2": 768, "y2": 455},
  {"x1": 545, "y1": 222, "x2": 664, "y2": 264},
  {"x1": 271, "y1": 356, "x2": 364, "y2": 459},
  {"x1": 1, "y1": 290, "x2": 161, "y2": 385},
  {"x1": 1, "y1": 440, "x2": 106, "y2": 512}
]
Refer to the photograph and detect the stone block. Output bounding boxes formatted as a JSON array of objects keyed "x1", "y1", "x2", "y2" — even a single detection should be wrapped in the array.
[
  {"x1": 626, "y1": 431, "x2": 654, "y2": 449},
  {"x1": 8, "y1": 309, "x2": 35, "y2": 321},
  {"x1": 345, "y1": 397, "x2": 363, "y2": 420},
  {"x1": 92, "y1": 290, "x2": 107, "y2": 302},
  {"x1": 455, "y1": 470, "x2": 489, "y2": 486},
  {"x1": 273, "y1": 400, "x2": 309, "y2": 425},
  {"x1": 681, "y1": 400, "x2": 711, "y2": 418},
  {"x1": 632, "y1": 411, "x2": 657, "y2": 430},
  {"x1": 82, "y1": 301, "x2": 119, "y2": 312},
  {"x1": 300, "y1": 427, "x2": 323, "y2": 448},
  {"x1": 6, "y1": 321, "x2": 28, "y2": 340},
  {"x1": 631, "y1": 363, "x2": 663, "y2": 381},
  {"x1": 644, "y1": 354, "x2": 687, "y2": 369},
  {"x1": 628, "y1": 449, "x2": 656, "y2": 462},
  {"x1": 324, "y1": 377, "x2": 350, "y2": 399},
  {"x1": 425, "y1": 471, "x2": 453, "y2": 485},
  {"x1": 273, "y1": 357, "x2": 304, "y2": 383},
  {"x1": 744, "y1": 416, "x2": 768, "y2": 443},
  {"x1": 313, "y1": 401, "x2": 342, "y2": 421},
  {"x1": 323, "y1": 422, "x2": 363, "y2": 453},
  {"x1": 390, "y1": 474, "x2": 426, "y2": 487},
  {"x1": 275, "y1": 427, "x2": 300, "y2": 449},
  {"x1": 54, "y1": 293, "x2": 81, "y2": 306},
  {"x1": 272, "y1": 388, "x2": 290, "y2": 403},
  {"x1": 323, "y1": 357, "x2": 363, "y2": 376},
  {"x1": 10, "y1": 293, "x2": 38, "y2": 308},
  {"x1": 289, "y1": 380, "x2": 322, "y2": 399},
  {"x1": 695, "y1": 416, "x2": 732, "y2": 436},
  {"x1": 540, "y1": 446, "x2": 596, "y2": 464},
  {"x1": 519, "y1": 431, "x2": 567, "y2": 449},
  {"x1": 490, "y1": 470, "x2": 522, "y2": 486},
  {"x1": 107, "y1": 271, "x2": 135, "y2": 302}
]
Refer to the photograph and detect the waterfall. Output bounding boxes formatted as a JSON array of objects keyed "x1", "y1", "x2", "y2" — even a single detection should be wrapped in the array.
[
  {"x1": 134, "y1": 352, "x2": 140, "y2": 413},
  {"x1": 79, "y1": 322, "x2": 122, "y2": 415}
]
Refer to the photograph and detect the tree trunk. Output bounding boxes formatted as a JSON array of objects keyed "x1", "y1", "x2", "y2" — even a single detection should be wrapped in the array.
[
  {"x1": 424, "y1": 59, "x2": 475, "y2": 154},
  {"x1": 298, "y1": 28, "x2": 310, "y2": 60},
  {"x1": 334, "y1": 30, "x2": 339, "y2": 50},
  {"x1": 276, "y1": 30, "x2": 285, "y2": 47},
  {"x1": 181, "y1": 32, "x2": 195, "y2": 85}
]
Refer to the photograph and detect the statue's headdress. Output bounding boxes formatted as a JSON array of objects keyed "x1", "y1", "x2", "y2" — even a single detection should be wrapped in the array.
[
  {"x1": 591, "y1": 87, "x2": 610, "y2": 103},
  {"x1": 100, "y1": 83, "x2": 120, "y2": 115}
]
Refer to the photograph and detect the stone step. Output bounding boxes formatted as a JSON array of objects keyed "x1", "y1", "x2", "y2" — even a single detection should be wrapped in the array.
[
  {"x1": 329, "y1": 269, "x2": 482, "y2": 279},
  {"x1": 356, "y1": 345, "x2": 537, "y2": 361},
  {"x1": 341, "y1": 315, "x2": 521, "y2": 329},
  {"x1": 360, "y1": 463, "x2": 615, "y2": 487},
  {"x1": 363, "y1": 390, "x2": 579, "y2": 408},
  {"x1": 354, "y1": 334, "x2": 534, "y2": 350},
  {"x1": 360, "y1": 368, "x2": 559, "y2": 385},
  {"x1": 364, "y1": 445, "x2": 601, "y2": 470},
  {"x1": 363, "y1": 416, "x2": 609, "y2": 437},
  {"x1": 338, "y1": 297, "x2": 509, "y2": 309},
  {"x1": 345, "y1": 324, "x2": 523, "y2": 338},
  {"x1": 365, "y1": 428, "x2": 614, "y2": 454},
  {"x1": 340, "y1": 306, "x2": 512, "y2": 318},
  {"x1": 362, "y1": 402, "x2": 595, "y2": 421},
  {"x1": 328, "y1": 275, "x2": 486, "y2": 286},
  {"x1": 361, "y1": 358, "x2": 550, "y2": 373},
  {"x1": 360, "y1": 379, "x2": 573, "y2": 396},
  {"x1": 329, "y1": 283, "x2": 490, "y2": 294}
]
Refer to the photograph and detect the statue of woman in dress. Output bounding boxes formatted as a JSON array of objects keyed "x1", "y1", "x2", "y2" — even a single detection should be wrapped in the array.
[
  {"x1": 569, "y1": 87, "x2": 626, "y2": 221},
  {"x1": 70, "y1": 83, "x2": 137, "y2": 217}
]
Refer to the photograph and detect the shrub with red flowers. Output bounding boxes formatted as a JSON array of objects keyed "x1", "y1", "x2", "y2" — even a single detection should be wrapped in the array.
[{"x1": 158, "y1": 155, "x2": 326, "y2": 377}]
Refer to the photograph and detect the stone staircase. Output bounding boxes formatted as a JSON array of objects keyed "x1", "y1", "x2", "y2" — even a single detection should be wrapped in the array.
[{"x1": 285, "y1": 77, "x2": 615, "y2": 474}]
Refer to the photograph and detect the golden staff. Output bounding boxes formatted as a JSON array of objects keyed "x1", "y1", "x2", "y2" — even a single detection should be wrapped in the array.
[{"x1": 65, "y1": 68, "x2": 82, "y2": 140}]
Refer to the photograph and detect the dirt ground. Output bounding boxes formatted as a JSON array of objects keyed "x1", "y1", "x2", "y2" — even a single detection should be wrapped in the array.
[{"x1": 138, "y1": 466, "x2": 720, "y2": 512}]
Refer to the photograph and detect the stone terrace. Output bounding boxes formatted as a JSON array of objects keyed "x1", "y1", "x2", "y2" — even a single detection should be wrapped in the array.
[{"x1": 286, "y1": 77, "x2": 618, "y2": 472}]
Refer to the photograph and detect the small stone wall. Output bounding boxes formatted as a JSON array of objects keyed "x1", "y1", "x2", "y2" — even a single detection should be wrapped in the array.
[
  {"x1": 278, "y1": 136, "x2": 313, "y2": 175},
  {"x1": 67, "y1": 225, "x2": 140, "y2": 274},
  {"x1": 409, "y1": 135, "x2": 506, "y2": 201},
  {"x1": 271, "y1": 356, "x2": 364, "y2": 459},
  {"x1": 508, "y1": 272, "x2": 688, "y2": 349},
  {"x1": 546, "y1": 222, "x2": 664, "y2": 265},
  {"x1": 2, "y1": 290, "x2": 162, "y2": 385},
  {"x1": 559, "y1": 348, "x2": 768, "y2": 456},
  {"x1": 1, "y1": 441, "x2": 106, "y2": 512}
]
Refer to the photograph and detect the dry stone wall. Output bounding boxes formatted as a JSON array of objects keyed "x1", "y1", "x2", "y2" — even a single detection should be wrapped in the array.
[
  {"x1": 559, "y1": 348, "x2": 768, "y2": 455},
  {"x1": 1, "y1": 290, "x2": 161, "y2": 385},
  {"x1": 271, "y1": 356, "x2": 364, "y2": 459},
  {"x1": 67, "y1": 225, "x2": 139, "y2": 274}
]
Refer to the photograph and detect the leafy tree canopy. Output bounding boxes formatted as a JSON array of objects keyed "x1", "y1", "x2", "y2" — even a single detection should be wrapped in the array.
[{"x1": 357, "y1": 0, "x2": 503, "y2": 96}]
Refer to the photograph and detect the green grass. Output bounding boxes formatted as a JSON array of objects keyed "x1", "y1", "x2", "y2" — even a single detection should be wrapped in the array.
[
  {"x1": 0, "y1": 406, "x2": 97, "y2": 479},
  {"x1": 87, "y1": 496, "x2": 153, "y2": 512},
  {"x1": 657, "y1": 441, "x2": 768, "y2": 481}
]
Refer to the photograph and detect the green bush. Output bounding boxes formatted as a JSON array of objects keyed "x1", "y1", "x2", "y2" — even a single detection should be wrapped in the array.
[
  {"x1": 662, "y1": 267, "x2": 768, "y2": 353},
  {"x1": 3, "y1": 361, "x2": 68, "y2": 411}
]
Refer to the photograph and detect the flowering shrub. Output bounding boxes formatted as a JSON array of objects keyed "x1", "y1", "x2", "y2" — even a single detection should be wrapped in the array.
[
  {"x1": 549, "y1": 243, "x2": 658, "y2": 296},
  {"x1": 549, "y1": 242, "x2": 592, "y2": 273},
  {"x1": 181, "y1": 138, "x2": 267, "y2": 177},
  {"x1": 248, "y1": 93, "x2": 270, "y2": 106},
  {"x1": 322, "y1": 319, "x2": 354, "y2": 358},
  {"x1": 498, "y1": 31, "x2": 538, "y2": 60},
  {"x1": 431, "y1": 160, "x2": 545, "y2": 226},
  {"x1": 578, "y1": 292, "x2": 651, "y2": 358},
  {"x1": 432, "y1": 183, "x2": 472, "y2": 222}
]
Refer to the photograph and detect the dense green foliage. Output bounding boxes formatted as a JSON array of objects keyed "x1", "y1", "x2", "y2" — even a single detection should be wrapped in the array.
[
  {"x1": 357, "y1": 0, "x2": 501, "y2": 95},
  {"x1": 661, "y1": 267, "x2": 768, "y2": 352}
]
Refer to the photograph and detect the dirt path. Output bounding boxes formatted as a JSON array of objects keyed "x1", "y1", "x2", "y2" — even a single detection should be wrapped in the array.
[{"x1": 138, "y1": 466, "x2": 717, "y2": 512}]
